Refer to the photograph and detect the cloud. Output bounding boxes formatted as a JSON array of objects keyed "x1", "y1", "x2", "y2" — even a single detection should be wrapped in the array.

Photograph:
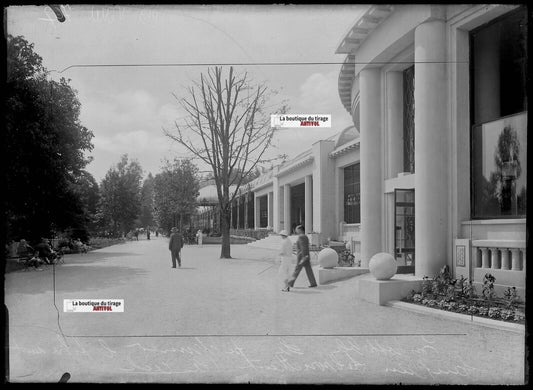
[
  {"x1": 80, "y1": 88, "x2": 161, "y2": 135},
  {"x1": 88, "y1": 129, "x2": 190, "y2": 181},
  {"x1": 268, "y1": 71, "x2": 354, "y2": 162},
  {"x1": 79, "y1": 88, "x2": 189, "y2": 180},
  {"x1": 297, "y1": 71, "x2": 341, "y2": 114}
]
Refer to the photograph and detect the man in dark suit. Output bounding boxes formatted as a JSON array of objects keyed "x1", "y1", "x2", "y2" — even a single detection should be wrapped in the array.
[
  {"x1": 168, "y1": 227, "x2": 184, "y2": 268},
  {"x1": 287, "y1": 225, "x2": 317, "y2": 288}
]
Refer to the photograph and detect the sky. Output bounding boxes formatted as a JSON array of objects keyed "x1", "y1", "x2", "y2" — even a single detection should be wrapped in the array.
[{"x1": 6, "y1": 4, "x2": 363, "y2": 182}]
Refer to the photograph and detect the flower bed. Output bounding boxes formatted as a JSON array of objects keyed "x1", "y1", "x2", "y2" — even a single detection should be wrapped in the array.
[
  {"x1": 327, "y1": 244, "x2": 361, "y2": 268},
  {"x1": 403, "y1": 266, "x2": 525, "y2": 324}
]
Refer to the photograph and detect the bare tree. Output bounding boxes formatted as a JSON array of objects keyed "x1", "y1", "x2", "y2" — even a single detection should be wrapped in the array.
[{"x1": 164, "y1": 66, "x2": 286, "y2": 258}]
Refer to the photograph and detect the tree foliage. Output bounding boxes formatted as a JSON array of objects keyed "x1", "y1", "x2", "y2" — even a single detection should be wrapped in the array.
[
  {"x1": 153, "y1": 159, "x2": 200, "y2": 233},
  {"x1": 164, "y1": 66, "x2": 287, "y2": 258},
  {"x1": 5, "y1": 35, "x2": 94, "y2": 243},
  {"x1": 98, "y1": 155, "x2": 143, "y2": 237}
]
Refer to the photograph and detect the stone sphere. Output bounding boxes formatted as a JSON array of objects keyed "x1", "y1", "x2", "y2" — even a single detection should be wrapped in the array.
[
  {"x1": 369, "y1": 252, "x2": 397, "y2": 280},
  {"x1": 318, "y1": 248, "x2": 339, "y2": 268}
]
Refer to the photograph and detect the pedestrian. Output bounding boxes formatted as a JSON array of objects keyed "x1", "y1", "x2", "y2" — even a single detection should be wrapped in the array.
[
  {"x1": 196, "y1": 229, "x2": 203, "y2": 246},
  {"x1": 287, "y1": 225, "x2": 317, "y2": 289},
  {"x1": 134, "y1": 229, "x2": 139, "y2": 241},
  {"x1": 147, "y1": 229, "x2": 151, "y2": 240},
  {"x1": 168, "y1": 227, "x2": 184, "y2": 268},
  {"x1": 278, "y1": 230, "x2": 294, "y2": 292}
]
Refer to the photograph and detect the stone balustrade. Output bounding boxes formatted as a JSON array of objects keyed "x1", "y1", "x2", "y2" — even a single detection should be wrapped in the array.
[{"x1": 472, "y1": 240, "x2": 526, "y2": 272}]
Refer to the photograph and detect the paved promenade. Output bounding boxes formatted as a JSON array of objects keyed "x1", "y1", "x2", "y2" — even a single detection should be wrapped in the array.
[{"x1": 5, "y1": 236, "x2": 525, "y2": 384}]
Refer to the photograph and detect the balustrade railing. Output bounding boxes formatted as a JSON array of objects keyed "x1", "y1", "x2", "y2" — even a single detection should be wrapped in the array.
[{"x1": 472, "y1": 240, "x2": 526, "y2": 272}]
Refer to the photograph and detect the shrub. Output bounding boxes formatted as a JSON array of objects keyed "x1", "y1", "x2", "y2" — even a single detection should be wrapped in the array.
[
  {"x1": 467, "y1": 306, "x2": 479, "y2": 315},
  {"x1": 421, "y1": 276, "x2": 432, "y2": 298},
  {"x1": 500, "y1": 309, "x2": 514, "y2": 321},
  {"x1": 412, "y1": 293, "x2": 423, "y2": 303},
  {"x1": 426, "y1": 299, "x2": 437, "y2": 307},
  {"x1": 407, "y1": 269, "x2": 524, "y2": 324},
  {"x1": 513, "y1": 311, "x2": 525, "y2": 322},
  {"x1": 482, "y1": 273, "x2": 496, "y2": 302},
  {"x1": 503, "y1": 287, "x2": 521, "y2": 309},
  {"x1": 488, "y1": 307, "x2": 501, "y2": 319},
  {"x1": 338, "y1": 250, "x2": 355, "y2": 267}
]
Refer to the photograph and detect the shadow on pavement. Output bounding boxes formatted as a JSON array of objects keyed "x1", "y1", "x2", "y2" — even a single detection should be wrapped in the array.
[
  {"x1": 291, "y1": 285, "x2": 337, "y2": 290},
  {"x1": 314, "y1": 284, "x2": 337, "y2": 290},
  {"x1": 286, "y1": 290, "x2": 321, "y2": 294}
]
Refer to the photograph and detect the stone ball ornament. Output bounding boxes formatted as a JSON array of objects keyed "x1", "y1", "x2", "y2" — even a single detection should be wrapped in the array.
[
  {"x1": 369, "y1": 252, "x2": 397, "y2": 280},
  {"x1": 318, "y1": 247, "x2": 339, "y2": 268}
]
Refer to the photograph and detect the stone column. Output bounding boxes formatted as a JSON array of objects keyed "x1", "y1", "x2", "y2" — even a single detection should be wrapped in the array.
[
  {"x1": 501, "y1": 248, "x2": 510, "y2": 270},
  {"x1": 284, "y1": 184, "x2": 291, "y2": 233},
  {"x1": 254, "y1": 195, "x2": 260, "y2": 229},
  {"x1": 481, "y1": 247, "x2": 490, "y2": 269},
  {"x1": 244, "y1": 195, "x2": 248, "y2": 229},
  {"x1": 267, "y1": 191, "x2": 273, "y2": 228},
  {"x1": 386, "y1": 71, "x2": 404, "y2": 179},
  {"x1": 511, "y1": 249, "x2": 520, "y2": 271},
  {"x1": 414, "y1": 19, "x2": 449, "y2": 278},
  {"x1": 272, "y1": 174, "x2": 280, "y2": 232},
  {"x1": 236, "y1": 196, "x2": 240, "y2": 230},
  {"x1": 305, "y1": 175, "x2": 313, "y2": 234},
  {"x1": 475, "y1": 248, "x2": 482, "y2": 268},
  {"x1": 359, "y1": 67, "x2": 382, "y2": 268},
  {"x1": 336, "y1": 168, "x2": 344, "y2": 238},
  {"x1": 230, "y1": 203, "x2": 233, "y2": 229},
  {"x1": 490, "y1": 248, "x2": 500, "y2": 269}
]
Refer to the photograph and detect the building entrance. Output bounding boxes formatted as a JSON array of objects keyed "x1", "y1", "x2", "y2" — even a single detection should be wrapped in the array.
[
  {"x1": 290, "y1": 183, "x2": 305, "y2": 234},
  {"x1": 394, "y1": 189, "x2": 415, "y2": 273}
]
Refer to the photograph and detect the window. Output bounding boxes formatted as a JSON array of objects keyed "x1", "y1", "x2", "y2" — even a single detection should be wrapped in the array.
[
  {"x1": 403, "y1": 65, "x2": 415, "y2": 173},
  {"x1": 470, "y1": 7, "x2": 527, "y2": 219},
  {"x1": 344, "y1": 163, "x2": 360, "y2": 223}
]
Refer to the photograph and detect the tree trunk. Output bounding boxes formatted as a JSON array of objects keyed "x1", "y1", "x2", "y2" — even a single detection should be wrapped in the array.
[{"x1": 220, "y1": 206, "x2": 231, "y2": 258}]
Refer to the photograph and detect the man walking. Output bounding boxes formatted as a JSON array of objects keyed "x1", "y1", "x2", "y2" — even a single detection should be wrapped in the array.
[
  {"x1": 169, "y1": 227, "x2": 184, "y2": 268},
  {"x1": 287, "y1": 225, "x2": 317, "y2": 289}
]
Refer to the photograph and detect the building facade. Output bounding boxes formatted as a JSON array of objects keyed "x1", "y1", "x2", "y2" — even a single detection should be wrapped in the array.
[
  {"x1": 193, "y1": 3, "x2": 526, "y2": 296},
  {"x1": 336, "y1": 4, "x2": 527, "y2": 294},
  {"x1": 250, "y1": 126, "x2": 362, "y2": 253}
]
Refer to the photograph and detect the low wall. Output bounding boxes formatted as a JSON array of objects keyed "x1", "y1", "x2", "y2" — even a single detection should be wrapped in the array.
[{"x1": 317, "y1": 266, "x2": 369, "y2": 285}]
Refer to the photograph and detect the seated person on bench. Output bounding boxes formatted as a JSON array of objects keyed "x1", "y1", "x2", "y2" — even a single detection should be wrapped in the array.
[
  {"x1": 17, "y1": 239, "x2": 42, "y2": 268},
  {"x1": 36, "y1": 238, "x2": 56, "y2": 264}
]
